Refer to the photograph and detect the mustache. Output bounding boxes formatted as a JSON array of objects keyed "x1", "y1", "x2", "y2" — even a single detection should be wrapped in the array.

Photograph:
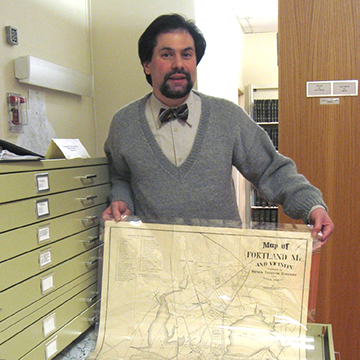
[{"x1": 164, "y1": 70, "x2": 191, "y2": 82}]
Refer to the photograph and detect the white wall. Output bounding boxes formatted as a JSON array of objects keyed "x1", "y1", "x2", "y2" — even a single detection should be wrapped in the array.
[
  {"x1": 195, "y1": 0, "x2": 244, "y2": 104},
  {"x1": 194, "y1": 0, "x2": 246, "y2": 220},
  {"x1": 243, "y1": 32, "x2": 278, "y2": 88},
  {"x1": 0, "y1": 0, "x2": 96, "y2": 155}
]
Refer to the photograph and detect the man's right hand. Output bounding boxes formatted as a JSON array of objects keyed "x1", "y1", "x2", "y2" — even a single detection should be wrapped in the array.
[{"x1": 101, "y1": 201, "x2": 131, "y2": 222}]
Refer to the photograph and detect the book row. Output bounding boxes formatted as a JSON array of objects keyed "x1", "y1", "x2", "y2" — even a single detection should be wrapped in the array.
[
  {"x1": 252, "y1": 208, "x2": 278, "y2": 224},
  {"x1": 263, "y1": 126, "x2": 279, "y2": 150},
  {"x1": 252, "y1": 190, "x2": 278, "y2": 208},
  {"x1": 253, "y1": 99, "x2": 278, "y2": 123}
]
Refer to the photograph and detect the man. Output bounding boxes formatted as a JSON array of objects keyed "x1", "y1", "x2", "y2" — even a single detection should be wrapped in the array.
[{"x1": 102, "y1": 14, "x2": 334, "y2": 244}]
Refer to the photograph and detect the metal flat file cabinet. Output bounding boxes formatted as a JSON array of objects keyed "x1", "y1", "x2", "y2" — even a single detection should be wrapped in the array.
[{"x1": 0, "y1": 157, "x2": 110, "y2": 360}]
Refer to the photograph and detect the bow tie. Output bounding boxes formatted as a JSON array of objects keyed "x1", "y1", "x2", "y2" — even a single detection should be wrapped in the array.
[{"x1": 159, "y1": 104, "x2": 190, "y2": 125}]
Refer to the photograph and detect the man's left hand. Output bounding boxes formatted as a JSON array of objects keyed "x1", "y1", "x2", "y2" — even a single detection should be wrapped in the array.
[{"x1": 309, "y1": 207, "x2": 334, "y2": 246}]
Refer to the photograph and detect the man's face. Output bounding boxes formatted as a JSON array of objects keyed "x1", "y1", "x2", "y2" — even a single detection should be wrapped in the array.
[{"x1": 143, "y1": 30, "x2": 197, "y2": 107}]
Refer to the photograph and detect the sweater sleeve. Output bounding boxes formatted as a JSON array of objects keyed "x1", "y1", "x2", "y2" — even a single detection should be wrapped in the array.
[{"x1": 232, "y1": 106, "x2": 327, "y2": 223}]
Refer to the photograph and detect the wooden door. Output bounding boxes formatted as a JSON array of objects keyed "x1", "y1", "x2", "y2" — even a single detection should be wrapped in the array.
[{"x1": 278, "y1": 0, "x2": 360, "y2": 358}]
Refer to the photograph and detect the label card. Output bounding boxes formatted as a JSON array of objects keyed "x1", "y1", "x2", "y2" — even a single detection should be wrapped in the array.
[
  {"x1": 320, "y1": 98, "x2": 340, "y2": 105},
  {"x1": 37, "y1": 224, "x2": 51, "y2": 244},
  {"x1": 333, "y1": 80, "x2": 358, "y2": 96},
  {"x1": 45, "y1": 336, "x2": 58, "y2": 359},
  {"x1": 36, "y1": 173, "x2": 50, "y2": 192},
  {"x1": 36, "y1": 199, "x2": 50, "y2": 218},
  {"x1": 307, "y1": 81, "x2": 332, "y2": 97},
  {"x1": 39, "y1": 249, "x2": 52, "y2": 268},
  {"x1": 43, "y1": 313, "x2": 56, "y2": 337},
  {"x1": 41, "y1": 273, "x2": 55, "y2": 294}
]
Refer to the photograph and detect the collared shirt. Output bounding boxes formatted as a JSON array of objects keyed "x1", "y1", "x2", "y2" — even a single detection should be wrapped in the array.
[{"x1": 145, "y1": 91, "x2": 201, "y2": 166}]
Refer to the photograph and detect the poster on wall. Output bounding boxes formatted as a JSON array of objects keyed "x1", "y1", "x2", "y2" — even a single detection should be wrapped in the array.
[{"x1": 17, "y1": 89, "x2": 57, "y2": 156}]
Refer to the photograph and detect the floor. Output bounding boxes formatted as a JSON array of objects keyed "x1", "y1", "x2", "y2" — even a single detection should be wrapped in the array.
[{"x1": 53, "y1": 325, "x2": 97, "y2": 359}]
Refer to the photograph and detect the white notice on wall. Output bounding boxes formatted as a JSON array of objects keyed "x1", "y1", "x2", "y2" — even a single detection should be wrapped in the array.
[{"x1": 17, "y1": 89, "x2": 57, "y2": 156}]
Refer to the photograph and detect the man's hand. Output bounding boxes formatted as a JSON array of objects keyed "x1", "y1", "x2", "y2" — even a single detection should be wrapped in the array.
[
  {"x1": 309, "y1": 207, "x2": 334, "y2": 246},
  {"x1": 102, "y1": 201, "x2": 131, "y2": 222}
]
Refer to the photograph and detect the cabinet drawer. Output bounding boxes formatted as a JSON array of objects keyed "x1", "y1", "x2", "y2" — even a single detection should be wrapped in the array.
[
  {"x1": 0, "y1": 204, "x2": 106, "y2": 263},
  {"x1": 0, "y1": 246, "x2": 100, "y2": 322},
  {"x1": 0, "y1": 184, "x2": 110, "y2": 233},
  {"x1": 0, "y1": 164, "x2": 109, "y2": 203},
  {"x1": 0, "y1": 271, "x2": 98, "y2": 344},
  {"x1": 0, "y1": 226, "x2": 100, "y2": 291},
  {"x1": 0, "y1": 283, "x2": 98, "y2": 360},
  {"x1": 20, "y1": 304, "x2": 97, "y2": 360}
]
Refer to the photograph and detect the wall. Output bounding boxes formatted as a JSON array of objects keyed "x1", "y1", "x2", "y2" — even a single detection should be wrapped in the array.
[
  {"x1": 193, "y1": 0, "x2": 245, "y2": 218},
  {"x1": 243, "y1": 32, "x2": 278, "y2": 88},
  {"x1": 90, "y1": 0, "x2": 195, "y2": 155},
  {"x1": 0, "y1": 0, "x2": 96, "y2": 156},
  {"x1": 195, "y1": 0, "x2": 243, "y2": 104}
]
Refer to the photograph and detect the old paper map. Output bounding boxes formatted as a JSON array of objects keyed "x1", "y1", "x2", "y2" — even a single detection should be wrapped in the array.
[{"x1": 90, "y1": 221, "x2": 313, "y2": 360}]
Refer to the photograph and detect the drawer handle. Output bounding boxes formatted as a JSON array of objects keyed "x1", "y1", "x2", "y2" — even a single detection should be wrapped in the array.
[
  {"x1": 78, "y1": 195, "x2": 98, "y2": 202},
  {"x1": 86, "y1": 291, "x2": 100, "y2": 304},
  {"x1": 82, "y1": 215, "x2": 99, "y2": 224},
  {"x1": 85, "y1": 258, "x2": 99, "y2": 268},
  {"x1": 83, "y1": 235, "x2": 100, "y2": 243},
  {"x1": 77, "y1": 174, "x2": 98, "y2": 184},
  {"x1": 88, "y1": 314, "x2": 99, "y2": 325},
  {"x1": 80, "y1": 174, "x2": 97, "y2": 180}
]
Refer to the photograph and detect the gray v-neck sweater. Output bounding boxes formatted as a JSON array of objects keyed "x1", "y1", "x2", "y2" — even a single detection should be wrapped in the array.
[{"x1": 105, "y1": 92, "x2": 326, "y2": 224}]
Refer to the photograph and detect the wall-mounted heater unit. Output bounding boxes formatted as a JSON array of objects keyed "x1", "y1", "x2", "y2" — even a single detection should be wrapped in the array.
[{"x1": 14, "y1": 56, "x2": 92, "y2": 97}]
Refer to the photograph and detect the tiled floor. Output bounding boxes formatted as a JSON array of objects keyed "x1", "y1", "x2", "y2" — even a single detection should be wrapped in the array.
[{"x1": 53, "y1": 325, "x2": 97, "y2": 359}]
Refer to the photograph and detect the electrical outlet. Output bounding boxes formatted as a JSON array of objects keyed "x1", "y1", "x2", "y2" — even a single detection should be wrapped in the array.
[{"x1": 5, "y1": 26, "x2": 18, "y2": 45}]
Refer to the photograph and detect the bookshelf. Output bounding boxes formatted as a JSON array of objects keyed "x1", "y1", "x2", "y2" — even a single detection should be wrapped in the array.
[{"x1": 245, "y1": 85, "x2": 279, "y2": 227}]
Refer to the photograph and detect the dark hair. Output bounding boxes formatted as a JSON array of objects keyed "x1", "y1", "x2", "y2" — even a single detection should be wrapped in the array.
[{"x1": 138, "y1": 14, "x2": 206, "y2": 85}]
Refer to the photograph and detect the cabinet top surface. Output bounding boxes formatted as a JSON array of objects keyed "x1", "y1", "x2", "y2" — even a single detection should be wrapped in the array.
[{"x1": 0, "y1": 157, "x2": 108, "y2": 174}]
